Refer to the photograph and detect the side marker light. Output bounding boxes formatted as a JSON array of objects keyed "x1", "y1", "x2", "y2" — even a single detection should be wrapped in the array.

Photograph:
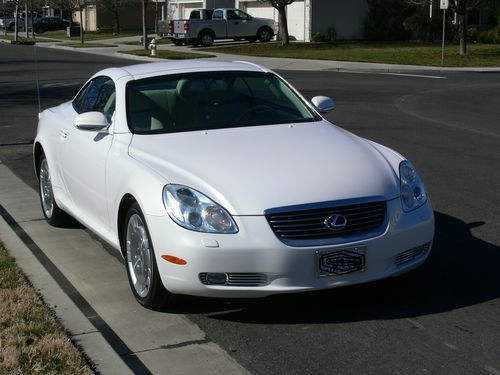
[{"x1": 161, "y1": 255, "x2": 187, "y2": 265}]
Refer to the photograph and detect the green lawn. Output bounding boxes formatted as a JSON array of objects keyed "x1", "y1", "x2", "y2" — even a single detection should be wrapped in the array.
[
  {"x1": 202, "y1": 41, "x2": 500, "y2": 67},
  {"x1": 41, "y1": 29, "x2": 146, "y2": 41},
  {"x1": 121, "y1": 49, "x2": 215, "y2": 60}
]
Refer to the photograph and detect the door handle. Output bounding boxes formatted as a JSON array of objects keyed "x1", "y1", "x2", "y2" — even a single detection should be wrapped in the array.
[
  {"x1": 60, "y1": 129, "x2": 68, "y2": 139},
  {"x1": 234, "y1": 21, "x2": 239, "y2": 25}
]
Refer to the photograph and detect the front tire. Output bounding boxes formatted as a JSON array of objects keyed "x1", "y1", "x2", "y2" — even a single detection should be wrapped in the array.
[
  {"x1": 171, "y1": 38, "x2": 184, "y2": 46},
  {"x1": 38, "y1": 155, "x2": 71, "y2": 226},
  {"x1": 257, "y1": 27, "x2": 273, "y2": 42},
  {"x1": 124, "y1": 202, "x2": 171, "y2": 309}
]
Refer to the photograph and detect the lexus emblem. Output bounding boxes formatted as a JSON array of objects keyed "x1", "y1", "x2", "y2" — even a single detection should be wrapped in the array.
[{"x1": 325, "y1": 214, "x2": 348, "y2": 232}]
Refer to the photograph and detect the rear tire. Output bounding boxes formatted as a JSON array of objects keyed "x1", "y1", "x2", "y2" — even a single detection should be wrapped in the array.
[
  {"x1": 38, "y1": 154, "x2": 71, "y2": 227},
  {"x1": 199, "y1": 31, "x2": 214, "y2": 47},
  {"x1": 124, "y1": 202, "x2": 172, "y2": 309}
]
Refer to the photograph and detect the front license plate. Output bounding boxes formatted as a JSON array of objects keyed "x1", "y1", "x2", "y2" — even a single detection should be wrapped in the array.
[{"x1": 317, "y1": 246, "x2": 366, "y2": 278}]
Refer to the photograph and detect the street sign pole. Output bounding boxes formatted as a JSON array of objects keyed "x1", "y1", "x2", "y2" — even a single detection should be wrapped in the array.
[
  {"x1": 440, "y1": 0, "x2": 449, "y2": 66},
  {"x1": 441, "y1": 9, "x2": 446, "y2": 65}
]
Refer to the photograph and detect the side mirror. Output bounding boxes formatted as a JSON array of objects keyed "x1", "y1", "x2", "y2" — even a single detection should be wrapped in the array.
[
  {"x1": 311, "y1": 96, "x2": 336, "y2": 114},
  {"x1": 74, "y1": 111, "x2": 109, "y2": 131}
]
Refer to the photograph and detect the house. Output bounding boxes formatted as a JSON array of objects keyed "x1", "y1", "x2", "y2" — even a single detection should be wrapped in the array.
[
  {"x1": 166, "y1": 0, "x2": 369, "y2": 41},
  {"x1": 72, "y1": 3, "x2": 155, "y2": 32}
]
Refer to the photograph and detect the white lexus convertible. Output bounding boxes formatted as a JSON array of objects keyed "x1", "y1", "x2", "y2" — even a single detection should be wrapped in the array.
[{"x1": 34, "y1": 61, "x2": 434, "y2": 308}]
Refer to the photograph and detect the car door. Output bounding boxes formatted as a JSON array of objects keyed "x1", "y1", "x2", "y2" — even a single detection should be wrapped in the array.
[
  {"x1": 59, "y1": 76, "x2": 116, "y2": 231},
  {"x1": 226, "y1": 10, "x2": 254, "y2": 37},
  {"x1": 211, "y1": 9, "x2": 227, "y2": 37}
]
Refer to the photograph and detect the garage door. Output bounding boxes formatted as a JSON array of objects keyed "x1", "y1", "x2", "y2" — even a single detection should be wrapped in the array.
[
  {"x1": 243, "y1": 0, "x2": 304, "y2": 41},
  {"x1": 244, "y1": 1, "x2": 276, "y2": 21},
  {"x1": 287, "y1": 0, "x2": 304, "y2": 41},
  {"x1": 182, "y1": 2, "x2": 203, "y2": 19}
]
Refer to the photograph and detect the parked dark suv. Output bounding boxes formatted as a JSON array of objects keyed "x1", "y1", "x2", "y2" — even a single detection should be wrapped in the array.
[{"x1": 34, "y1": 17, "x2": 69, "y2": 33}]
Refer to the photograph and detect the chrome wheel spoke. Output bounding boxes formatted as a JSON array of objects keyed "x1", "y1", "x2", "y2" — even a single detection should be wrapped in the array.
[
  {"x1": 126, "y1": 213, "x2": 153, "y2": 298},
  {"x1": 39, "y1": 158, "x2": 54, "y2": 218}
]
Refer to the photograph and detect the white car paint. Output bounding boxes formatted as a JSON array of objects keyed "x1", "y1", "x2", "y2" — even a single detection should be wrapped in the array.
[{"x1": 34, "y1": 60, "x2": 434, "y2": 306}]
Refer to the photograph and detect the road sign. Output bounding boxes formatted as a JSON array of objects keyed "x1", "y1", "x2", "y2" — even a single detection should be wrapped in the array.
[{"x1": 440, "y1": 0, "x2": 449, "y2": 9}]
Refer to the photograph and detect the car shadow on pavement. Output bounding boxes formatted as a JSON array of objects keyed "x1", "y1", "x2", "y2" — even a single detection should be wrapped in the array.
[{"x1": 168, "y1": 211, "x2": 500, "y2": 323}]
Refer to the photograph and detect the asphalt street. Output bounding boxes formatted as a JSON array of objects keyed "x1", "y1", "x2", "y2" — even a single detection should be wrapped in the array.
[{"x1": 1, "y1": 42, "x2": 499, "y2": 374}]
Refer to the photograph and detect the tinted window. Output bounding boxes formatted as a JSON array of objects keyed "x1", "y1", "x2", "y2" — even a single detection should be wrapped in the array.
[
  {"x1": 212, "y1": 10, "x2": 223, "y2": 19},
  {"x1": 126, "y1": 71, "x2": 318, "y2": 135},
  {"x1": 73, "y1": 76, "x2": 116, "y2": 122},
  {"x1": 228, "y1": 10, "x2": 251, "y2": 20}
]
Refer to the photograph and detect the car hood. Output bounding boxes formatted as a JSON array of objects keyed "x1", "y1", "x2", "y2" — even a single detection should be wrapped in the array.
[{"x1": 128, "y1": 121, "x2": 401, "y2": 215}]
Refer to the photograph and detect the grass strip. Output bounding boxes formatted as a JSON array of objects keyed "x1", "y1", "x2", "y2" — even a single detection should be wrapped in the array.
[
  {"x1": 66, "y1": 43, "x2": 117, "y2": 48},
  {"x1": 121, "y1": 49, "x2": 215, "y2": 60},
  {"x1": 0, "y1": 242, "x2": 94, "y2": 374},
  {"x1": 202, "y1": 41, "x2": 500, "y2": 67},
  {"x1": 0, "y1": 35, "x2": 62, "y2": 43},
  {"x1": 40, "y1": 30, "x2": 145, "y2": 42},
  {"x1": 122, "y1": 39, "x2": 172, "y2": 46}
]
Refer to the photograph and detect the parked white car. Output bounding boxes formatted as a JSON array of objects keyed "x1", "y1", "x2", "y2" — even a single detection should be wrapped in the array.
[{"x1": 34, "y1": 61, "x2": 434, "y2": 308}]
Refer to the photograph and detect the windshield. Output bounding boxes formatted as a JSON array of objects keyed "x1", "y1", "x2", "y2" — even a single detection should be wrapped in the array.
[{"x1": 126, "y1": 71, "x2": 319, "y2": 134}]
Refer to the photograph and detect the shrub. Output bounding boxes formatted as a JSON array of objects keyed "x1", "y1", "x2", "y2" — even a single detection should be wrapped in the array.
[
  {"x1": 312, "y1": 32, "x2": 325, "y2": 42},
  {"x1": 327, "y1": 27, "x2": 336, "y2": 42},
  {"x1": 478, "y1": 26, "x2": 500, "y2": 44},
  {"x1": 96, "y1": 26, "x2": 114, "y2": 34},
  {"x1": 467, "y1": 27, "x2": 478, "y2": 43}
]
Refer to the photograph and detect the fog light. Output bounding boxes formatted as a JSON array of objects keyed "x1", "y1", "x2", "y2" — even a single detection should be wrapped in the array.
[{"x1": 206, "y1": 273, "x2": 227, "y2": 285}]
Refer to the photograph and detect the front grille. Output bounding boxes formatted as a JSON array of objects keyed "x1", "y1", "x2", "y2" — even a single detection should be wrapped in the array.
[
  {"x1": 199, "y1": 273, "x2": 268, "y2": 287},
  {"x1": 265, "y1": 199, "x2": 386, "y2": 246},
  {"x1": 395, "y1": 243, "x2": 431, "y2": 266}
]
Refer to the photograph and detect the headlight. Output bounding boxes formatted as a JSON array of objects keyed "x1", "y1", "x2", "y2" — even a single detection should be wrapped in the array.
[
  {"x1": 399, "y1": 160, "x2": 427, "y2": 212},
  {"x1": 163, "y1": 184, "x2": 238, "y2": 233}
]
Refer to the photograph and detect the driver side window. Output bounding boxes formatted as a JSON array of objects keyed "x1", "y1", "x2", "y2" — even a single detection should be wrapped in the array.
[{"x1": 73, "y1": 76, "x2": 116, "y2": 122}]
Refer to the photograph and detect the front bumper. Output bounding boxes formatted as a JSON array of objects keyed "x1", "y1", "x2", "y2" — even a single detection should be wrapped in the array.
[{"x1": 146, "y1": 198, "x2": 434, "y2": 298}]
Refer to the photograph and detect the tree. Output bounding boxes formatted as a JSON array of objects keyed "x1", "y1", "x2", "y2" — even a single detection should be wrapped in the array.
[
  {"x1": 98, "y1": 0, "x2": 125, "y2": 34},
  {"x1": 46, "y1": 0, "x2": 76, "y2": 27},
  {"x1": 365, "y1": 0, "x2": 415, "y2": 41},
  {"x1": 74, "y1": 0, "x2": 86, "y2": 43},
  {"x1": 142, "y1": 0, "x2": 148, "y2": 49},
  {"x1": 406, "y1": 0, "x2": 489, "y2": 56},
  {"x1": 258, "y1": 0, "x2": 294, "y2": 46}
]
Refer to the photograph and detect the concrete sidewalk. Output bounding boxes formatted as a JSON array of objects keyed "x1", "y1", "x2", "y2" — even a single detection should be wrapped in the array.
[
  {"x1": 4, "y1": 34, "x2": 499, "y2": 73},
  {"x1": 0, "y1": 162, "x2": 249, "y2": 375}
]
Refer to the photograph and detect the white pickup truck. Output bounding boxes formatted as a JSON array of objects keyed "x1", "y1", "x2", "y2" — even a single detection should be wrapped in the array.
[{"x1": 159, "y1": 8, "x2": 276, "y2": 47}]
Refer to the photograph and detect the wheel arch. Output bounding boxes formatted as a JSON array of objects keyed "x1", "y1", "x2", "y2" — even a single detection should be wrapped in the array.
[
  {"x1": 198, "y1": 28, "x2": 216, "y2": 39},
  {"x1": 117, "y1": 193, "x2": 138, "y2": 257},
  {"x1": 257, "y1": 26, "x2": 274, "y2": 38},
  {"x1": 33, "y1": 142, "x2": 44, "y2": 179}
]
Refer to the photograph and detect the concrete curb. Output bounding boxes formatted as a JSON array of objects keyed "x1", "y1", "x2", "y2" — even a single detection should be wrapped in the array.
[
  {"x1": 0, "y1": 162, "x2": 249, "y2": 375},
  {"x1": 0, "y1": 163, "x2": 133, "y2": 375}
]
